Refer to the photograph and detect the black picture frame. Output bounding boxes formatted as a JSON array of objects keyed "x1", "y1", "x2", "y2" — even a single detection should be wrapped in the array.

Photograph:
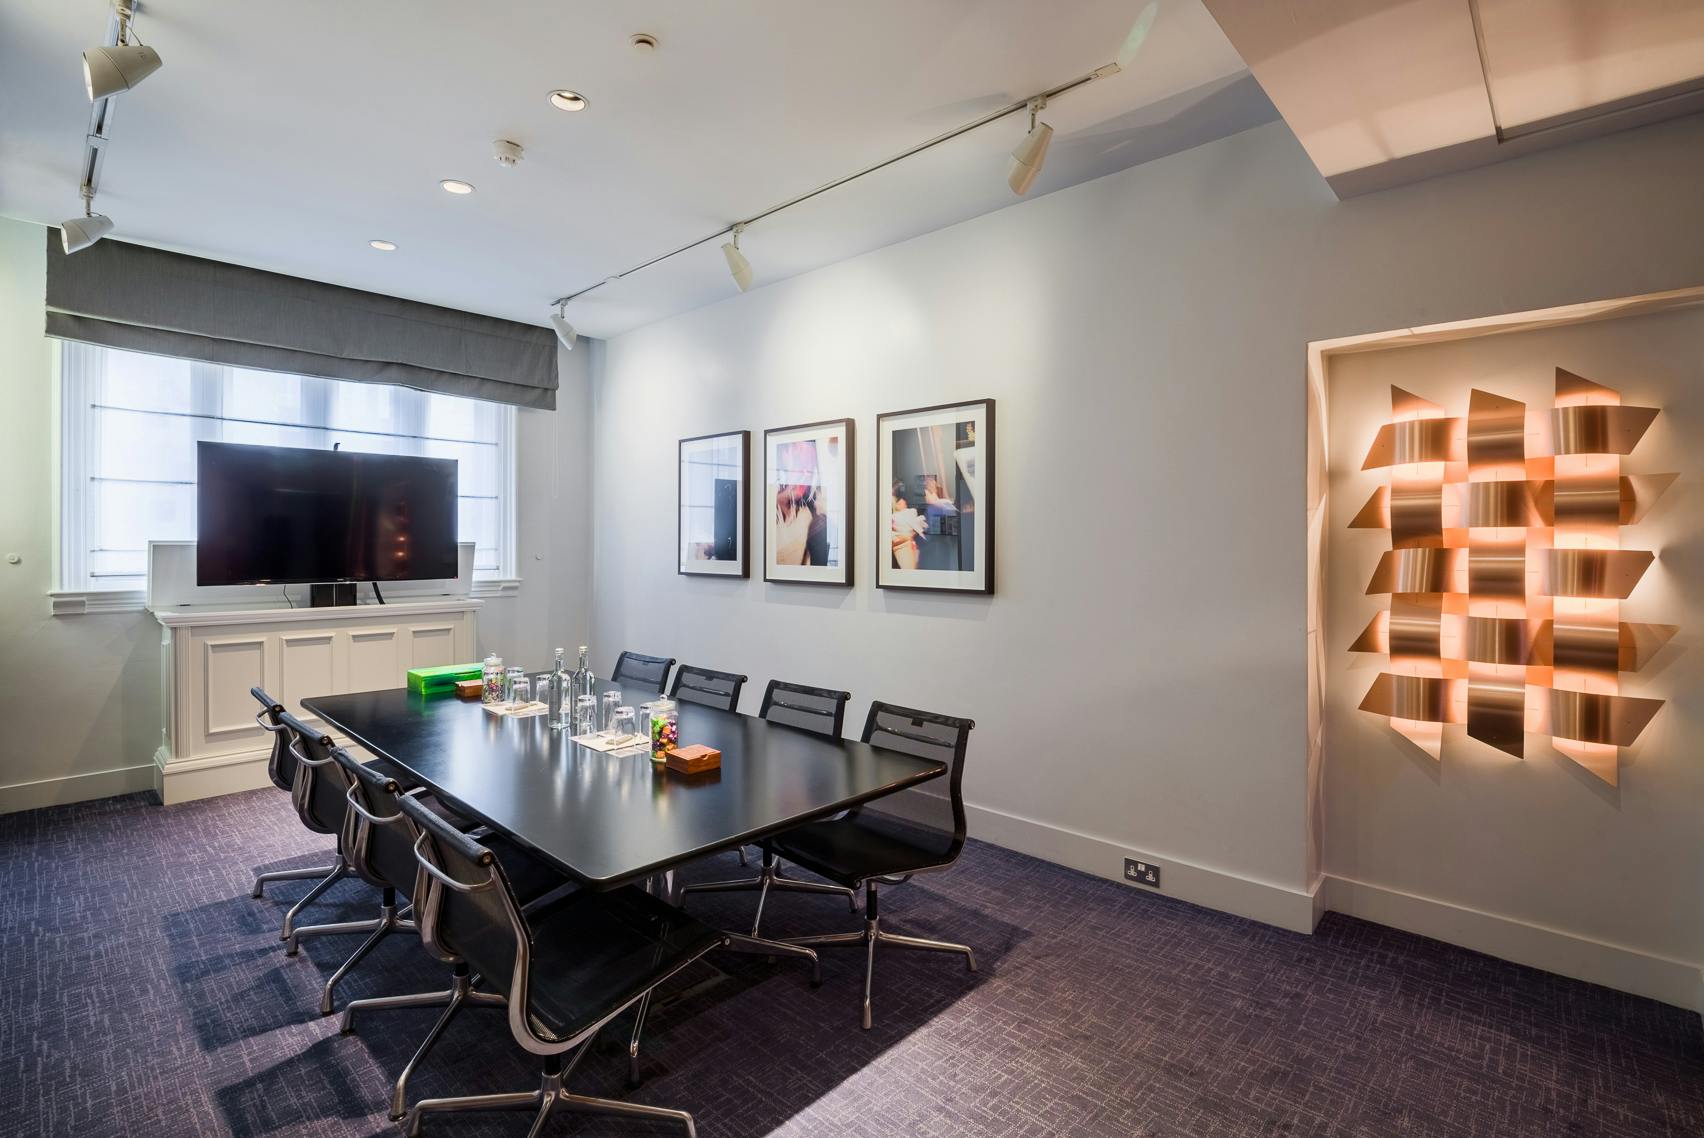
[
  {"x1": 677, "y1": 429, "x2": 750, "y2": 578},
  {"x1": 762, "y1": 417, "x2": 855, "y2": 587},
  {"x1": 875, "y1": 399, "x2": 995, "y2": 595}
]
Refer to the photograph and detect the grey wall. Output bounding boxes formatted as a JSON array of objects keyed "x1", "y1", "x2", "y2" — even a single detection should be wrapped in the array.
[
  {"x1": 587, "y1": 113, "x2": 1704, "y2": 971},
  {"x1": 0, "y1": 216, "x2": 593, "y2": 810}
]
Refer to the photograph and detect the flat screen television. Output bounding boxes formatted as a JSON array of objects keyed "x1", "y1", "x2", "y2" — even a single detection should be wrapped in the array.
[{"x1": 196, "y1": 442, "x2": 459, "y2": 585}]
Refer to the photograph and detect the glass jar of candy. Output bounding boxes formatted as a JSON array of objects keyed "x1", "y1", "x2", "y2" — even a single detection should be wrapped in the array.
[
  {"x1": 481, "y1": 654, "x2": 504, "y2": 704},
  {"x1": 647, "y1": 700, "x2": 678, "y2": 764}
]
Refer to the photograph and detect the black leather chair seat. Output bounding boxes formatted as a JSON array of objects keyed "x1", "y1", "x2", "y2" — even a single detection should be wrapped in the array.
[
  {"x1": 769, "y1": 811, "x2": 955, "y2": 886},
  {"x1": 520, "y1": 888, "x2": 722, "y2": 1043}
]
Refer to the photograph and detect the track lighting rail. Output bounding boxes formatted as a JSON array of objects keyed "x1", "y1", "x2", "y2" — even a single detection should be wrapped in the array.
[{"x1": 550, "y1": 61, "x2": 1119, "y2": 308}]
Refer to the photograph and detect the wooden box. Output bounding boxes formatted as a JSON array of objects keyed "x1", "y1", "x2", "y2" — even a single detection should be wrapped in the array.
[{"x1": 665, "y1": 744, "x2": 722, "y2": 774}]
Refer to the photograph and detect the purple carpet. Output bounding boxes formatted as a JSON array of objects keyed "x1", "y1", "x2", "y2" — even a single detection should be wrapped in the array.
[{"x1": 0, "y1": 788, "x2": 1699, "y2": 1137}]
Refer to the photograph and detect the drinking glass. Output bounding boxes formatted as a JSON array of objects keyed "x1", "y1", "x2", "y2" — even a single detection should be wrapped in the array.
[
  {"x1": 508, "y1": 674, "x2": 532, "y2": 708},
  {"x1": 504, "y1": 666, "x2": 526, "y2": 702},
  {"x1": 610, "y1": 707, "x2": 637, "y2": 747},
  {"x1": 573, "y1": 694, "x2": 598, "y2": 736},
  {"x1": 600, "y1": 690, "x2": 622, "y2": 734}
]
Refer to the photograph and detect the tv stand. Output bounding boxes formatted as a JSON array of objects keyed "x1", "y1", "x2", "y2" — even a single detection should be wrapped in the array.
[{"x1": 150, "y1": 597, "x2": 480, "y2": 804}]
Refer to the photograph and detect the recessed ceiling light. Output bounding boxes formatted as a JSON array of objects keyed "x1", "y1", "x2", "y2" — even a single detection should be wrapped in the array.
[
  {"x1": 548, "y1": 90, "x2": 588, "y2": 112},
  {"x1": 440, "y1": 179, "x2": 475, "y2": 195},
  {"x1": 369, "y1": 239, "x2": 397, "y2": 251}
]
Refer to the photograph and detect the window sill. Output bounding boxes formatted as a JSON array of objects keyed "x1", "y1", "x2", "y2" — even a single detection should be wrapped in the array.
[
  {"x1": 469, "y1": 577, "x2": 522, "y2": 599},
  {"x1": 49, "y1": 589, "x2": 148, "y2": 616},
  {"x1": 51, "y1": 579, "x2": 518, "y2": 614}
]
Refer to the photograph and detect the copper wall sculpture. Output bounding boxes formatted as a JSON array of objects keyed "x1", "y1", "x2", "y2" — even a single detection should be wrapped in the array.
[{"x1": 1349, "y1": 370, "x2": 1673, "y2": 784}]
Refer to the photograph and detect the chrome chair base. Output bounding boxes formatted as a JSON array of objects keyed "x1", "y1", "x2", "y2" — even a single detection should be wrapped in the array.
[
  {"x1": 681, "y1": 858, "x2": 858, "y2": 923},
  {"x1": 278, "y1": 855, "x2": 351, "y2": 942},
  {"x1": 251, "y1": 860, "x2": 339, "y2": 900},
  {"x1": 342, "y1": 966, "x2": 506, "y2": 1121},
  {"x1": 784, "y1": 883, "x2": 976, "y2": 1030},
  {"x1": 405, "y1": 1037, "x2": 697, "y2": 1138},
  {"x1": 301, "y1": 899, "x2": 418, "y2": 1015},
  {"x1": 620, "y1": 931, "x2": 819, "y2": 1089}
]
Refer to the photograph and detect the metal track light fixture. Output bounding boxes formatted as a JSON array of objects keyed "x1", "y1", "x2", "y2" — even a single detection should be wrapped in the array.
[
  {"x1": 548, "y1": 2, "x2": 1158, "y2": 313},
  {"x1": 62, "y1": 188, "x2": 115, "y2": 254},
  {"x1": 64, "y1": 1, "x2": 164, "y2": 254},
  {"x1": 722, "y1": 224, "x2": 754, "y2": 292},
  {"x1": 1007, "y1": 97, "x2": 1054, "y2": 195},
  {"x1": 549, "y1": 300, "x2": 578, "y2": 350}
]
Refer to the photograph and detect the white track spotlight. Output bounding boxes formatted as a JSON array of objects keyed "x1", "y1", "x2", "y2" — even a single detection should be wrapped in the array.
[
  {"x1": 84, "y1": 42, "x2": 162, "y2": 101},
  {"x1": 1008, "y1": 97, "x2": 1053, "y2": 195},
  {"x1": 61, "y1": 192, "x2": 114, "y2": 253},
  {"x1": 721, "y1": 225, "x2": 754, "y2": 292},
  {"x1": 549, "y1": 302, "x2": 577, "y2": 350}
]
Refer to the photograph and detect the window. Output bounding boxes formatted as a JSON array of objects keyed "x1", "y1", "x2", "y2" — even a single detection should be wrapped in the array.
[{"x1": 58, "y1": 340, "x2": 515, "y2": 592}]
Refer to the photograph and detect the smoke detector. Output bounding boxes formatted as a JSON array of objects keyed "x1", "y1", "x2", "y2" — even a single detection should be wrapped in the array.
[
  {"x1": 492, "y1": 139, "x2": 524, "y2": 168},
  {"x1": 630, "y1": 33, "x2": 658, "y2": 53}
]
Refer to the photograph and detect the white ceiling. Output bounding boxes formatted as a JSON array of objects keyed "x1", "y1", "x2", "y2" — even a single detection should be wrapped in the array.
[
  {"x1": 1203, "y1": 0, "x2": 1704, "y2": 196},
  {"x1": 0, "y1": 0, "x2": 1273, "y2": 338}
]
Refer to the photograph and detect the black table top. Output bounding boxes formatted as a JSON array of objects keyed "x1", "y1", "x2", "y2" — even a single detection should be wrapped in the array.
[{"x1": 302, "y1": 684, "x2": 946, "y2": 889}]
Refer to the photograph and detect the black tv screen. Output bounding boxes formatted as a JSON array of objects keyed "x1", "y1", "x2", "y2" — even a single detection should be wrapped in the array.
[{"x1": 196, "y1": 442, "x2": 459, "y2": 585}]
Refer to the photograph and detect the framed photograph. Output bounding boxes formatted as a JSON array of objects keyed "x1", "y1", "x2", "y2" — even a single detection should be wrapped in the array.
[
  {"x1": 764, "y1": 418, "x2": 854, "y2": 586},
  {"x1": 678, "y1": 430, "x2": 750, "y2": 577},
  {"x1": 876, "y1": 399, "x2": 994, "y2": 594}
]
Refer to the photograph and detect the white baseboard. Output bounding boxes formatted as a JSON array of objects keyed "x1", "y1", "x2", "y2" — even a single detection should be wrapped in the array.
[
  {"x1": 877, "y1": 793, "x2": 1702, "y2": 1014},
  {"x1": 0, "y1": 763, "x2": 157, "y2": 814},
  {"x1": 1321, "y1": 874, "x2": 1704, "y2": 1014},
  {"x1": 872, "y1": 792, "x2": 1320, "y2": 933},
  {"x1": 152, "y1": 744, "x2": 273, "y2": 805}
]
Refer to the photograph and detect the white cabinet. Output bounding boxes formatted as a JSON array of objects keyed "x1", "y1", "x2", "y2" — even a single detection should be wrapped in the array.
[{"x1": 152, "y1": 600, "x2": 479, "y2": 804}]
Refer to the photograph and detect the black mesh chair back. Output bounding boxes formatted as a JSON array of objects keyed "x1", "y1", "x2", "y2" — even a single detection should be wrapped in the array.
[
  {"x1": 611, "y1": 651, "x2": 676, "y2": 695},
  {"x1": 397, "y1": 791, "x2": 528, "y2": 993},
  {"x1": 856, "y1": 702, "x2": 975, "y2": 861},
  {"x1": 279, "y1": 709, "x2": 351, "y2": 838},
  {"x1": 334, "y1": 748, "x2": 422, "y2": 900},
  {"x1": 250, "y1": 686, "x2": 295, "y2": 792},
  {"x1": 669, "y1": 664, "x2": 747, "y2": 712},
  {"x1": 759, "y1": 680, "x2": 851, "y2": 738}
]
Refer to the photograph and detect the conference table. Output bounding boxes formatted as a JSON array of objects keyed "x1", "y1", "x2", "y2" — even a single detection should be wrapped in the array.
[{"x1": 301, "y1": 681, "x2": 945, "y2": 953}]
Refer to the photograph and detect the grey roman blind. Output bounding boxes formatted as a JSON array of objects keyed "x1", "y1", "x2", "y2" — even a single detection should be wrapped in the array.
[{"x1": 45, "y1": 230, "x2": 558, "y2": 410}]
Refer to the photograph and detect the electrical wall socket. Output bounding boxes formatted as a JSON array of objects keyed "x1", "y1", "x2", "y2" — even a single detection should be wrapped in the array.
[{"x1": 1123, "y1": 857, "x2": 1160, "y2": 889}]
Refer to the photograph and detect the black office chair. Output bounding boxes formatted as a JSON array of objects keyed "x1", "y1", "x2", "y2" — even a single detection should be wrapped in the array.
[
  {"x1": 667, "y1": 664, "x2": 747, "y2": 713},
  {"x1": 336, "y1": 753, "x2": 571, "y2": 1120},
  {"x1": 756, "y1": 679, "x2": 850, "y2": 737},
  {"x1": 766, "y1": 702, "x2": 978, "y2": 1029},
  {"x1": 248, "y1": 686, "x2": 339, "y2": 902},
  {"x1": 609, "y1": 650, "x2": 676, "y2": 695},
  {"x1": 679, "y1": 679, "x2": 859, "y2": 919},
  {"x1": 275, "y1": 710, "x2": 389, "y2": 952},
  {"x1": 394, "y1": 792, "x2": 724, "y2": 1138}
]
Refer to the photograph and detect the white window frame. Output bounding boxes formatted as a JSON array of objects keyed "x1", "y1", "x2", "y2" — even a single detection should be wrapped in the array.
[{"x1": 52, "y1": 341, "x2": 518, "y2": 611}]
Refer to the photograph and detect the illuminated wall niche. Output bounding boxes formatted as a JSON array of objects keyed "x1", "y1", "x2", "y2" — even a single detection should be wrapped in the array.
[{"x1": 1349, "y1": 368, "x2": 1674, "y2": 784}]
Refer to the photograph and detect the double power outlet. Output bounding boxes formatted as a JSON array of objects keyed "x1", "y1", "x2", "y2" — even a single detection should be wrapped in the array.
[{"x1": 1123, "y1": 857, "x2": 1161, "y2": 889}]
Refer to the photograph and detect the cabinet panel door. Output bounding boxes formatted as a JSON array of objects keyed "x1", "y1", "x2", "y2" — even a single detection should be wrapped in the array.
[
  {"x1": 408, "y1": 624, "x2": 457, "y2": 669},
  {"x1": 279, "y1": 632, "x2": 336, "y2": 715},
  {"x1": 203, "y1": 636, "x2": 267, "y2": 739},
  {"x1": 348, "y1": 628, "x2": 402, "y2": 695}
]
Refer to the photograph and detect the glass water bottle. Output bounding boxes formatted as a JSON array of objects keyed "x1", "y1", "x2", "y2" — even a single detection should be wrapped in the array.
[
  {"x1": 573, "y1": 645, "x2": 595, "y2": 701},
  {"x1": 546, "y1": 647, "x2": 569, "y2": 730}
]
